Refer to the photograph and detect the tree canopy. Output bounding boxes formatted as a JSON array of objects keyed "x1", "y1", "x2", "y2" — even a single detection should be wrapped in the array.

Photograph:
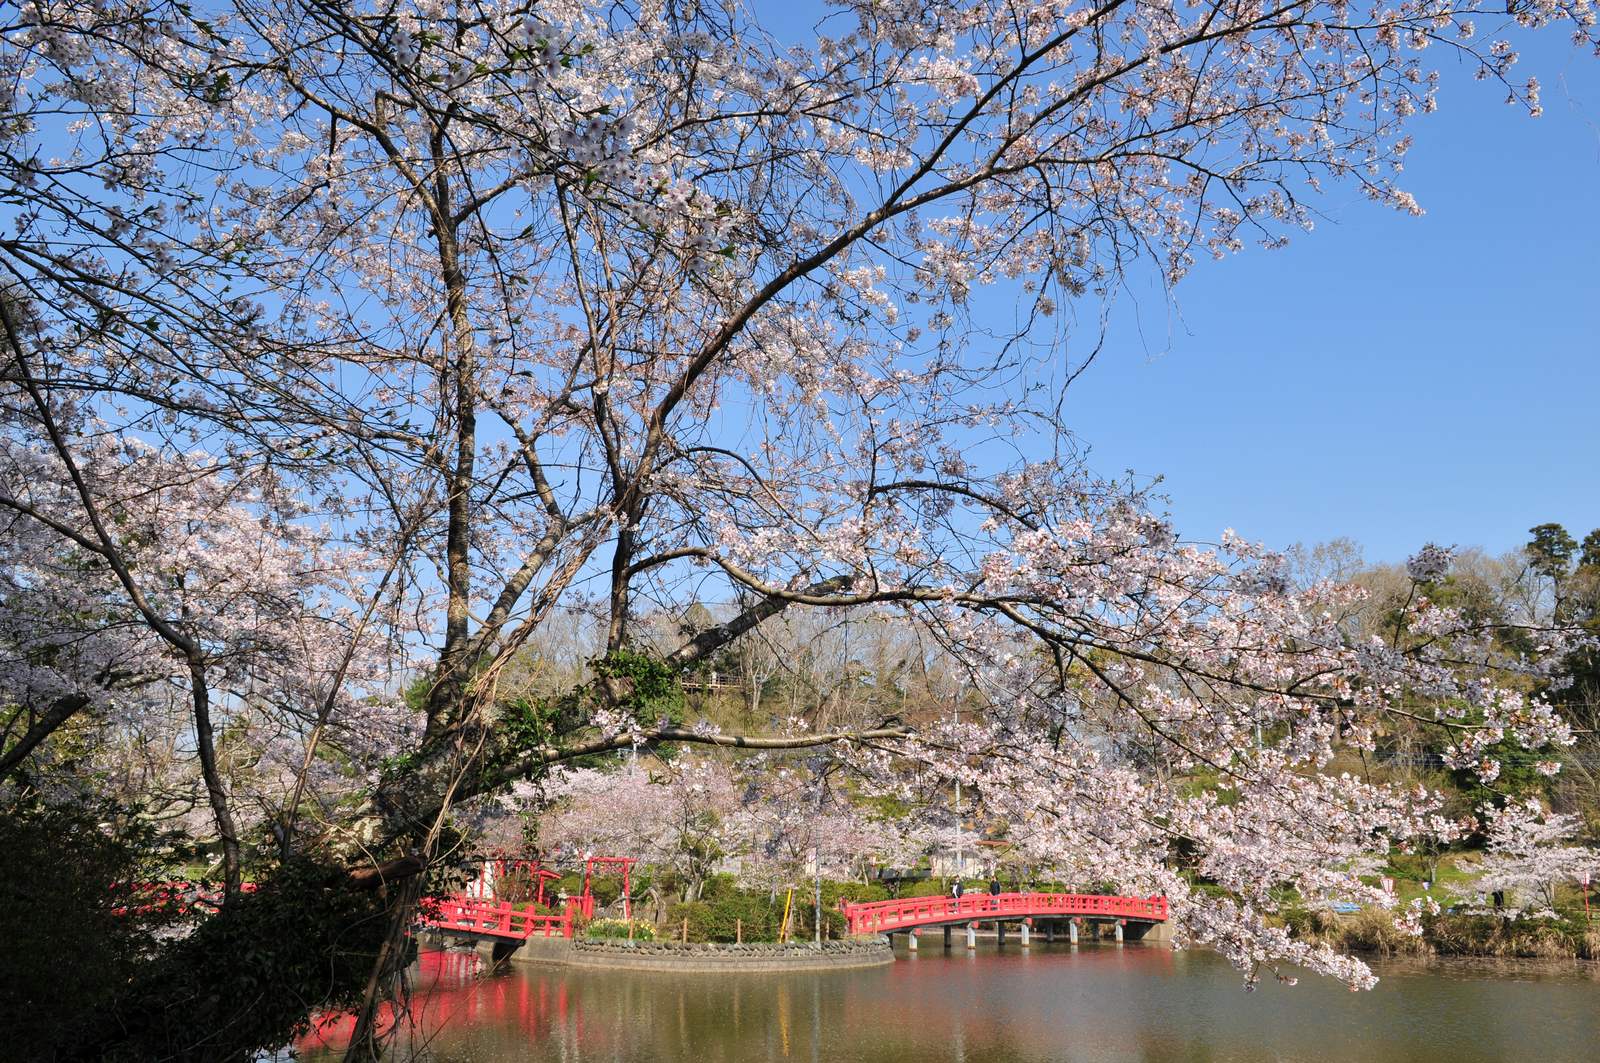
[{"x1": 3, "y1": 0, "x2": 1599, "y2": 1057}]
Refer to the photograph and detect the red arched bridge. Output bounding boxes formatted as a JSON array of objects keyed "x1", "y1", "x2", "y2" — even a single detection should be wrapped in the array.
[
  {"x1": 419, "y1": 854, "x2": 636, "y2": 942},
  {"x1": 842, "y1": 892, "x2": 1168, "y2": 942},
  {"x1": 419, "y1": 891, "x2": 1169, "y2": 947},
  {"x1": 419, "y1": 895, "x2": 581, "y2": 941},
  {"x1": 421, "y1": 853, "x2": 635, "y2": 942}
]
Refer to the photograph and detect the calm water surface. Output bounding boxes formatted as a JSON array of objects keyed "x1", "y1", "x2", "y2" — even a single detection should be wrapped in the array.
[{"x1": 299, "y1": 942, "x2": 1600, "y2": 1062}]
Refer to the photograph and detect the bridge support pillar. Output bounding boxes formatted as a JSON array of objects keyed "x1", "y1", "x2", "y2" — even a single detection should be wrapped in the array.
[
  {"x1": 1068, "y1": 919, "x2": 1079, "y2": 945},
  {"x1": 996, "y1": 921, "x2": 1006, "y2": 947},
  {"x1": 943, "y1": 926, "x2": 952, "y2": 950},
  {"x1": 1045, "y1": 921, "x2": 1055, "y2": 943},
  {"x1": 478, "y1": 938, "x2": 522, "y2": 967},
  {"x1": 1020, "y1": 922, "x2": 1030, "y2": 948},
  {"x1": 1114, "y1": 919, "x2": 1124, "y2": 943},
  {"x1": 908, "y1": 929, "x2": 918, "y2": 951},
  {"x1": 965, "y1": 923, "x2": 976, "y2": 950}
]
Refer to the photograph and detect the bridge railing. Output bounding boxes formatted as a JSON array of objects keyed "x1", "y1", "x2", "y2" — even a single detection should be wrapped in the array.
[
  {"x1": 840, "y1": 892, "x2": 1169, "y2": 935},
  {"x1": 419, "y1": 896, "x2": 577, "y2": 940}
]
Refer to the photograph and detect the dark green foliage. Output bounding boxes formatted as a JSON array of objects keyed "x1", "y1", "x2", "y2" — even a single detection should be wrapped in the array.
[
  {"x1": 592, "y1": 648, "x2": 685, "y2": 727},
  {"x1": 481, "y1": 649, "x2": 686, "y2": 769},
  {"x1": 666, "y1": 875, "x2": 784, "y2": 941},
  {"x1": 94, "y1": 857, "x2": 395, "y2": 1062},
  {"x1": 660, "y1": 877, "x2": 893, "y2": 942},
  {"x1": 500, "y1": 694, "x2": 556, "y2": 753},
  {"x1": 1553, "y1": 527, "x2": 1600, "y2": 732},
  {"x1": 0, "y1": 797, "x2": 175, "y2": 1061},
  {"x1": 898, "y1": 878, "x2": 954, "y2": 898},
  {"x1": 1422, "y1": 568, "x2": 1509, "y2": 632},
  {"x1": 666, "y1": 893, "x2": 779, "y2": 942},
  {"x1": 1527, "y1": 523, "x2": 1579, "y2": 584},
  {"x1": 1582, "y1": 529, "x2": 1600, "y2": 572},
  {"x1": 585, "y1": 872, "x2": 629, "y2": 907},
  {"x1": 0, "y1": 803, "x2": 391, "y2": 1062}
]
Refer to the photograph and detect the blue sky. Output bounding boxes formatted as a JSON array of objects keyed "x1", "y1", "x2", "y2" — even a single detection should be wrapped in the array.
[
  {"x1": 1054, "y1": 37, "x2": 1600, "y2": 564},
  {"x1": 764, "y1": 8, "x2": 1599, "y2": 564}
]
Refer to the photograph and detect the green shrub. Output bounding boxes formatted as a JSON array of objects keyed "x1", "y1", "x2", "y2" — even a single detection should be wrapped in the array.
[
  {"x1": 819, "y1": 880, "x2": 889, "y2": 937},
  {"x1": 101, "y1": 855, "x2": 394, "y2": 1061},
  {"x1": 662, "y1": 900, "x2": 708, "y2": 941},
  {"x1": 583, "y1": 873, "x2": 621, "y2": 907},
  {"x1": 672, "y1": 880, "x2": 893, "y2": 941},
  {"x1": 667, "y1": 889, "x2": 784, "y2": 942},
  {"x1": 826, "y1": 880, "x2": 890, "y2": 905},
  {"x1": 0, "y1": 797, "x2": 176, "y2": 1060},
  {"x1": 900, "y1": 878, "x2": 954, "y2": 898},
  {"x1": 698, "y1": 872, "x2": 742, "y2": 900}
]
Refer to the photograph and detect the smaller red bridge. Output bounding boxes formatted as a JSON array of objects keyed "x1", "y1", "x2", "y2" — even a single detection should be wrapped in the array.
[
  {"x1": 418, "y1": 896, "x2": 581, "y2": 941},
  {"x1": 841, "y1": 892, "x2": 1168, "y2": 936},
  {"x1": 430, "y1": 851, "x2": 633, "y2": 943}
]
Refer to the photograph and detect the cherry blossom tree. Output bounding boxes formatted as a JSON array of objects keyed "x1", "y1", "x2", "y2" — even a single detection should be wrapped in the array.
[
  {"x1": 3, "y1": 0, "x2": 1599, "y2": 1054},
  {"x1": 0, "y1": 419, "x2": 409, "y2": 891},
  {"x1": 1455, "y1": 799, "x2": 1598, "y2": 917},
  {"x1": 539, "y1": 757, "x2": 742, "y2": 902},
  {"x1": 730, "y1": 762, "x2": 923, "y2": 888}
]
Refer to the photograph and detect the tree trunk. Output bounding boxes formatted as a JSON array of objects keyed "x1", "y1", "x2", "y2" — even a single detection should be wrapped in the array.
[
  {"x1": 0, "y1": 693, "x2": 90, "y2": 778},
  {"x1": 189, "y1": 661, "x2": 241, "y2": 899}
]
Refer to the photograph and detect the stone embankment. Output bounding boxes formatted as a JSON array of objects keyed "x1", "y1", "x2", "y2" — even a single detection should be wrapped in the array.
[{"x1": 474, "y1": 935, "x2": 895, "y2": 971}]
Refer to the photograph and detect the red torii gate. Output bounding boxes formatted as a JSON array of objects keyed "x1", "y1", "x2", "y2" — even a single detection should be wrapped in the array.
[
  {"x1": 422, "y1": 854, "x2": 635, "y2": 945},
  {"x1": 580, "y1": 855, "x2": 636, "y2": 921},
  {"x1": 466, "y1": 853, "x2": 635, "y2": 919},
  {"x1": 415, "y1": 855, "x2": 635, "y2": 947}
]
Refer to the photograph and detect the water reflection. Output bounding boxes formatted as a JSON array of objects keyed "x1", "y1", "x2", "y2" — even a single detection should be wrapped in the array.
[{"x1": 298, "y1": 943, "x2": 1600, "y2": 1062}]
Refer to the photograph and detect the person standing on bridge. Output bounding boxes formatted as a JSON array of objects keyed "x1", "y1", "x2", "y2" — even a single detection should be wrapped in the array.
[
  {"x1": 951, "y1": 879, "x2": 963, "y2": 905},
  {"x1": 988, "y1": 876, "x2": 1001, "y2": 911}
]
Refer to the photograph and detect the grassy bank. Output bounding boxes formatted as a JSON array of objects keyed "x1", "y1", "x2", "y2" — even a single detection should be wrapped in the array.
[{"x1": 1289, "y1": 907, "x2": 1600, "y2": 959}]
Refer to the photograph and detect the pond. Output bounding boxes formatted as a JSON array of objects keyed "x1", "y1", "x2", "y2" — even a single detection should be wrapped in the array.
[{"x1": 297, "y1": 941, "x2": 1600, "y2": 1062}]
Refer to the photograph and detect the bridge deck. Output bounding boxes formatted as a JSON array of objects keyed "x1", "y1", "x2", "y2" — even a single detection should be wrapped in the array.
[{"x1": 842, "y1": 892, "x2": 1168, "y2": 935}]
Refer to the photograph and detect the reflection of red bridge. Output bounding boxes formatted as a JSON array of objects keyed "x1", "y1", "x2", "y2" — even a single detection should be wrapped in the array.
[
  {"x1": 842, "y1": 892, "x2": 1168, "y2": 943},
  {"x1": 299, "y1": 950, "x2": 580, "y2": 1054},
  {"x1": 301, "y1": 943, "x2": 1185, "y2": 1057}
]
